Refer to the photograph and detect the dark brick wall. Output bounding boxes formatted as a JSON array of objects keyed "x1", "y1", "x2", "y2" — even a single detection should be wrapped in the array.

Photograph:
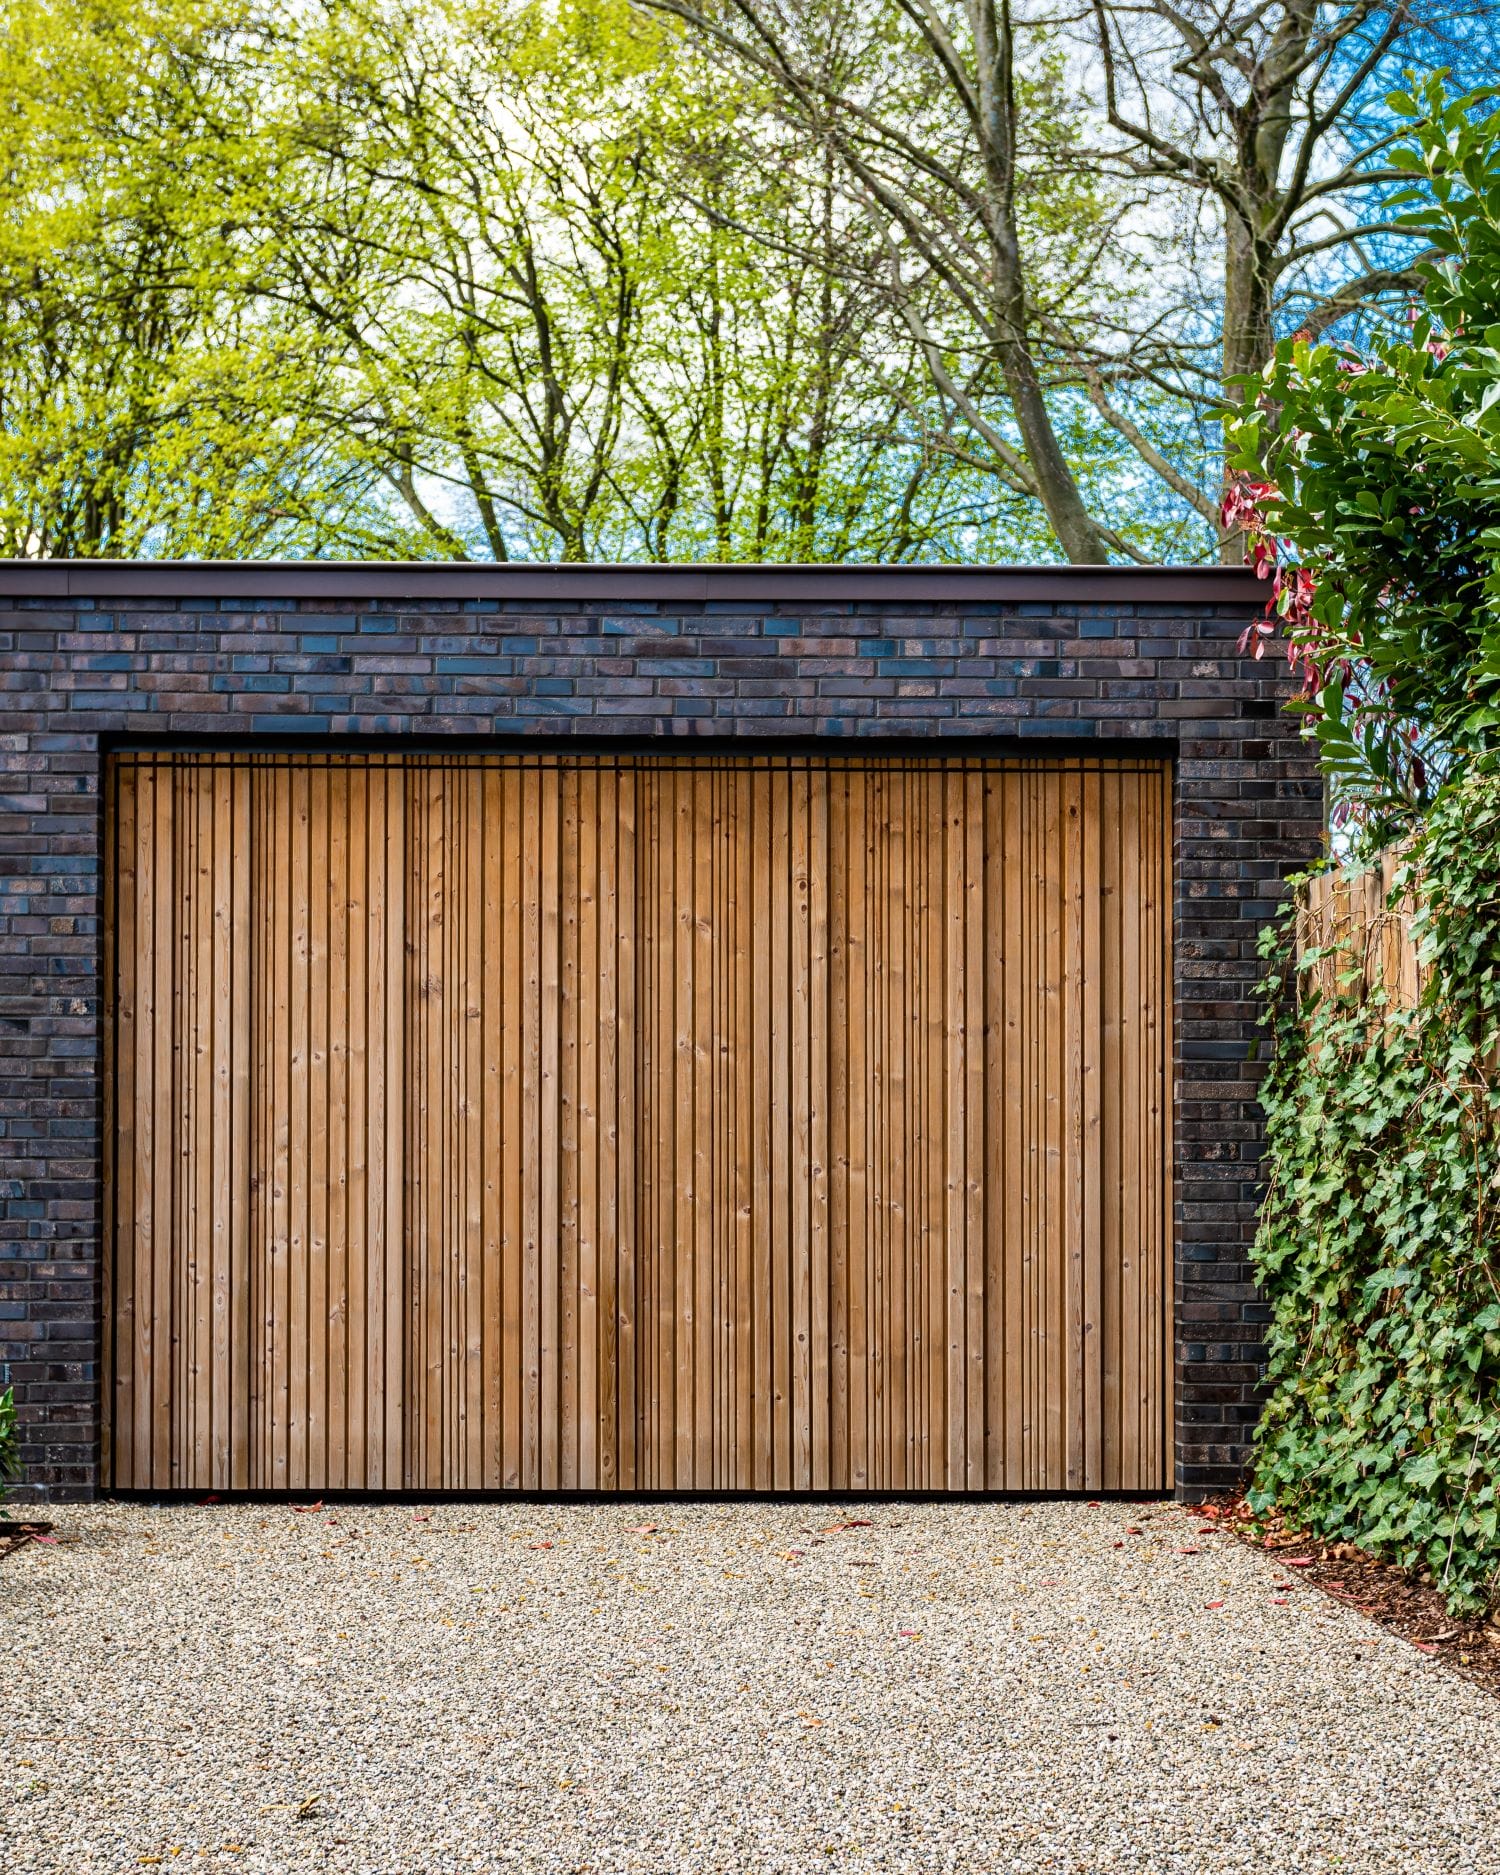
[{"x1": 0, "y1": 565, "x2": 1323, "y2": 1498}]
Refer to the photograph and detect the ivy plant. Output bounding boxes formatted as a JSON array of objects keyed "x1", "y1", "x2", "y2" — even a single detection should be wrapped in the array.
[{"x1": 1250, "y1": 763, "x2": 1500, "y2": 1612}]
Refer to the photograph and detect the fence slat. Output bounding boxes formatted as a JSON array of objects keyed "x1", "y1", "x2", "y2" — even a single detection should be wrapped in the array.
[{"x1": 1294, "y1": 846, "x2": 1421, "y2": 1010}]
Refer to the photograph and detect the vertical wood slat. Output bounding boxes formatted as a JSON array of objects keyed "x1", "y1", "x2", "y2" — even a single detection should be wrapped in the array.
[
  {"x1": 1297, "y1": 844, "x2": 1422, "y2": 1014},
  {"x1": 105, "y1": 751, "x2": 1172, "y2": 1494}
]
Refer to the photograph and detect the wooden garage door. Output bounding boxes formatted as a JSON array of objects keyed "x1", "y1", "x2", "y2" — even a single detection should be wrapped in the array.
[{"x1": 104, "y1": 751, "x2": 1170, "y2": 1494}]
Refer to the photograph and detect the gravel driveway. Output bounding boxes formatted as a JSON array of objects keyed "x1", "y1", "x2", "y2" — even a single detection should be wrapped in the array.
[{"x1": 4, "y1": 1498, "x2": 1497, "y2": 1874}]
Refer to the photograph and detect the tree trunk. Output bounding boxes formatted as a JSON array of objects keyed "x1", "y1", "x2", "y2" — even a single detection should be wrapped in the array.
[
  {"x1": 975, "y1": 1, "x2": 1114, "y2": 564},
  {"x1": 1001, "y1": 333, "x2": 1114, "y2": 563},
  {"x1": 1220, "y1": 208, "x2": 1279, "y2": 563}
]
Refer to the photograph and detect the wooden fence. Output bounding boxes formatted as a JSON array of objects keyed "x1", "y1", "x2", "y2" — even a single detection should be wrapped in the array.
[{"x1": 1295, "y1": 847, "x2": 1422, "y2": 1008}]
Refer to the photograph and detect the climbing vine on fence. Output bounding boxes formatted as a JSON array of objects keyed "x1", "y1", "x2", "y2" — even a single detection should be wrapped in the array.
[{"x1": 1251, "y1": 764, "x2": 1500, "y2": 1612}]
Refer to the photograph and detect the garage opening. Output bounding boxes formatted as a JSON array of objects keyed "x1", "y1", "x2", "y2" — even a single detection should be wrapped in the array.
[{"x1": 104, "y1": 750, "x2": 1170, "y2": 1494}]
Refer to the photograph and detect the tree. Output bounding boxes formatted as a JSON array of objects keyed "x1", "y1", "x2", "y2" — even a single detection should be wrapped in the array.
[
  {"x1": 0, "y1": 0, "x2": 395, "y2": 557},
  {"x1": 248, "y1": 0, "x2": 1048, "y2": 561},
  {"x1": 1225, "y1": 81, "x2": 1500, "y2": 845},
  {"x1": 7, "y1": 0, "x2": 1473, "y2": 568},
  {"x1": 632, "y1": 0, "x2": 1142, "y2": 561},
  {"x1": 631, "y1": 0, "x2": 1487, "y2": 562},
  {"x1": 1080, "y1": 2, "x2": 1500, "y2": 558}
]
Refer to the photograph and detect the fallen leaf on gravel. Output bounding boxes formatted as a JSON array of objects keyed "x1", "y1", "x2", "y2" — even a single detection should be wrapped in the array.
[
  {"x1": 629, "y1": 1524, "x2": 658, "y2": 1537},
  {"x1": 1125, "y1": 1527, "x2": 1142, "y2": 1536},
  {"x1": 1205, "y1": 1600, "x2": 1225, "y2": 1610},
  {"x1": 290, "y1": 1502, "x2": 323, "y2": 1514},
  {"x1": 1272, "y1": 1582, "x2": 1292, "y2": 1591},
  {"x1": 1173, "y1": 1547, "x2": 1200, "y2": 1556},
  {"x1": 1086, "y1": 1500, "x2": 1102, "y2": 1508},
  {"x1": 1112, "y1": 1541, "x2": 1124, "y2": 1550},
  {"x1": 1271, "y1": 1596, "x2": 1288, "y2": 1606},
  {"x1": 845, "y1": 1519, "x2": 873, "y2": 1528},
  {"x1": 1283, "y1": 1557, "x2": 1315, "y2": 1568},
  {"x1": 898, "y1": 1628, "x2": 921, "y2": 1638},
  {"x1": 530, "y1": 1542, "x2": 554, "y2": 1551},
  {"x1": 1412, "y1": 1641, "x2": 1440, "y2": 1655}
]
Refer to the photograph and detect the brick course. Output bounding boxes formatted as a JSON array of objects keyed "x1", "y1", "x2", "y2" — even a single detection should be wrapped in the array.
[{"x1": 0, "y1": 563, "x2": 1323, "y2": 1498}]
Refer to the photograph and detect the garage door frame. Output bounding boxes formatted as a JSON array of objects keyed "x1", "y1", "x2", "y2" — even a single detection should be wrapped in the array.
[{"x1": 0, "y1": 558, "x2": 1327, "y2": 1501}]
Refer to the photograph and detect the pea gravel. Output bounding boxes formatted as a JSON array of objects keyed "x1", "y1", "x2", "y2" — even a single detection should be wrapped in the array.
[{"x1": 4, "y1": 1499, "x2": 1498, "y2": 1874}]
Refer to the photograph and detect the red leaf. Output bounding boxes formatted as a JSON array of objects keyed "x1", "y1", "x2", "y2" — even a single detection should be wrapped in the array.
[
  {"x1": 1205, "y1": 1600, "x2": 1225, "y2": 1610},
  {"x1": 1174, "y1": 1546, "x2": 1201, "y2": 1555},
  {"x1": 1284, "y1": 1557, "x2": 1315, "y2": 1568},
  {"x1": 291, "y1": 1501, "x2": 324, "y2": 1513},
  {"x1": 530, "y1": 1541, "x2": 554, "y2": 1551}
]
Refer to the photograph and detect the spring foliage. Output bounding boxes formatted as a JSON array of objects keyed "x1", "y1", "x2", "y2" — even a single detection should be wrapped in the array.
[
  {"x1": 1250, "y1": 765, "x2": 1500, "y2": 1612},
  {"x1": 0, "y1": 0, "x2": 1152, "y2": 562}
]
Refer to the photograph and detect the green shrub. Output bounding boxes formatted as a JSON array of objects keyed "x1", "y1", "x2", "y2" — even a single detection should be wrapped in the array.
[
  {"x1": 1225, "y1": 80, "x2": 1500, "y2": 846},
  {"x1": 1250, "y1": 764, "x2": 1500, "y2": 1613},
  {"x1": 0, "y1": 1385, "x2": 19, "y2": 1503}
]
